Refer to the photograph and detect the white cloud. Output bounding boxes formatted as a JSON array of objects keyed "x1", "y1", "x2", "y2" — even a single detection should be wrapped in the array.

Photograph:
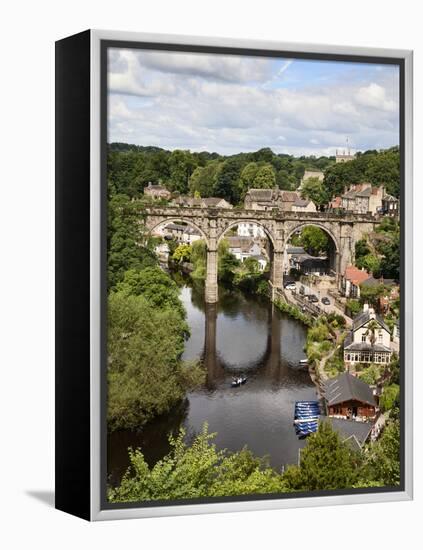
[{"x1": 355, "y1": 83, "x2": 396, "y2": 112}]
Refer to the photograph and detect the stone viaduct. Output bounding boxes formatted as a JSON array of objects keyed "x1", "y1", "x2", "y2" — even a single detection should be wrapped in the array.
[{"x1": 144, "y1": 206, "x2": 380, "y2": 303}]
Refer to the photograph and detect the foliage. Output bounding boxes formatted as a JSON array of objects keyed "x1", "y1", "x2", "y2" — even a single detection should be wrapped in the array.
[
  {"x1": 190, "y1": 239, "x2": 207, "y2": 279},
  {"x1": 297, "y1": 226, "x2": 329, "y2": 256},
  {"x1": 107, "y1": 291, "x2": 199, "y2": 430},
  {"x1": 116, "y1": 267, "x2": 187, "y2": 319},
  {"x1": 109, "y1": 425, "x2": 286, "y2": 502},
  {"x1": 213, "y1": 157, "x2": 244, "y2": 204},
  {"x1": 252, "y1": 163, "x2": 276, "y2": 189},
  {"x1": 168, "y1": 149, "x2": 198, "y2": 194},
  {"x1": 172, "y1": 243, "x2": 192, "y2": 264},
  {"x1": 360, "y1": 420, "x2": 400, "y2": 486},
  {"x1": 358, "y1": 364, "x2": 382, "y2": 385},
  {"x1": 359, "y1": 284, "x2": 386, "y2": 308},
  {"x1": 283, "y1": 422, "x2": 362, "y2": 491},
  {"x1": 274, "y1": 300, "x2": 313, "y2": 327},
  {"x1": 189, "y1": 160, "x2": 220, "y2": 197},
  {"x1": 107, "y1": 193, "x2": 158, "y2": 289},
  {"x1": 379, "y1": 384, "x2": 400, "y2": 413},
  {"x1": 356, "y1": 254, "x2": 381, "y2": 275},
  {"x1": 300, "y1": 176, "x2": 327, "y2": 207}
]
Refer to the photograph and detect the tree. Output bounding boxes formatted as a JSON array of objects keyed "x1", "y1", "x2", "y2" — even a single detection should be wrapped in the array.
[
  {"x1": 379, "y1": 384, "x2": 400, "y2": 413},
  {"x1": 360, "y1": 420, "x2": 400, "y2": 486},
  {"x1": 188, "y1": 160, "x2": 220, "y2": 197},
  {"x1": 359, "y1": 284, "x2": 386, "y2": 309},
  {"x1": 169, "y1": 149, "x2": 197, "y2": 194},
  {"x1": 365, "y1": 149, "x2": 400, "y2": 197},
  {"x1": 213, "y1": 157, "x2": 244, "y2": 204},
  {"x1": 116, "y1": 267, "x2": 187, "y2": 320},
  {"x1": 190, "y1": 239, "x2": 207, "y2": 279},
  {"x1": 298, "y1": 226, "x2": 329, "y2": 256},
  {"x1": 172, "y1": 243, "x2": 192, "y2": 264},
  {"x1": 252, "y1": 163, "x2": 276, "y2": 189},
  {"x1": 300, "y1": 177, "x2": 328, "y2": 207},
  {"x1": 282, "y1": 421, "x2": 361, "y2": 491},
  {"x1": 218, "y1": 239, "x2": 240, "y2": 284},
  {"x1": 239, "y1": 162, "x2": 260, "y2": 197},
  {"x1": 356, "y1": 253, "x2": 381, "y2": 276},
  {"x1": 364, "y1": 319, "x2": 380, "y2": 360},
  {"x1": 107, "y1": 292, "x2": 191, "y2": 430},
  {"x1": 109, "y1": 424, "x2": 286, "y2": 502}
]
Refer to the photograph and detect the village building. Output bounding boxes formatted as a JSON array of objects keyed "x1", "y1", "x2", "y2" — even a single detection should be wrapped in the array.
[
  {"x1": 237, "y1": 222, "x2": 266, "y2": 239},
  {"x1": 361, "y1": 276, "x2": 398, "y2": 314},
  {"x1": 243, "y1": 188, "x2": 300, "y2": 211},
  {"x1": 381, "y1": 194, "x2": 399, "y2": 217},
  {"x1": 321, "y1": 417, "x2": 373, "y2": 451},
  {"x1": 343, "y1": 305, "x2": 392, "y2": 366},
  {"x1": 143, "y1": 182, "x2": 171, "y2": 200},
  {"x1": 291, "y1": 198, "x2": 317, "y2": 213},
  {"x1": 341, "y1": 265, "x2": 372, "y2": 298},
  {"x1": 171, "y1": 196, "x2": 233, "y2": 209},
  {"x1": 290, "y1": 253, "x2": 328, "y2": 275},
  {"x1": 322, "y1": 371, "x2": 378, "y2": 422},
  {"x1": 154, "y1": 222, "x2": 202, "y2": 244},
  {"x1": 335, "y1": 149, "x2": 356, "y2": 163},
  {"x1": 341, "y1": 183, "x2": 385, "y2": 215},
  {"x1": 226, "y1": 236, "x2": 267, "y2": 269}
]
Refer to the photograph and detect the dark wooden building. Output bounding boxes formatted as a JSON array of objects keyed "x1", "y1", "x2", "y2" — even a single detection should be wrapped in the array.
[{"x1": 322, "y1": 372, "x2": 378, "y2": 421}]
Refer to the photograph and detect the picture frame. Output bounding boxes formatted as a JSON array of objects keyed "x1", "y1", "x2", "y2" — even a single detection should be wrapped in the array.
[{"x1": 55, "y1": 29, "x2": 413, "y2": 521}]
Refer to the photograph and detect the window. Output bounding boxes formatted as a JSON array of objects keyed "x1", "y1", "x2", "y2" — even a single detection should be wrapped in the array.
[
  {"x1": 362, "y1": 334, "x2": 366, "y2": 342},
  {"x1": 378, "y1": 330, "x2": 383, "y2": 343}
]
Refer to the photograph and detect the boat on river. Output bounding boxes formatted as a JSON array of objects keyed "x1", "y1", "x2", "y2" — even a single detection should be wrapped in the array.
[
  {"x1": 231, "y1": 376, "x2": 247, "y2": 387},
  {"x1": 293, "y1": 400, "x2": 320, "y2": 436}
]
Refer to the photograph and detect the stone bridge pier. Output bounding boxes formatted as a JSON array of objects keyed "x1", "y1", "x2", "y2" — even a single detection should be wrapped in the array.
[{"x1": 144, "y1": 206, "x2": 380, "y2": 304}]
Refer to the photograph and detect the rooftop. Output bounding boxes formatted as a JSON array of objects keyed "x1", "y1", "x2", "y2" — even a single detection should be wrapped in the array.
[
  {"x1": 322, "y1": 372, "x2": 376, "y2": 407},
  {"x1": 321, "y1": 417, "x2": 373, "y2": 451},
  {"x1": 344, "y1": 265, "x2": 371, "y2": 285}
]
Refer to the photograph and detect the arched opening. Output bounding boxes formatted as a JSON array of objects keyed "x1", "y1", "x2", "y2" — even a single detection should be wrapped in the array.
[
  {"x1": 148, "y1": 218, "x2": 209, "y2": 267},
  {"x1": 283, "y1": 223, "x2": 339, "y2": 294},
  {"x1": 216, "y1": 221, "x2": 276, "y2": 285}
]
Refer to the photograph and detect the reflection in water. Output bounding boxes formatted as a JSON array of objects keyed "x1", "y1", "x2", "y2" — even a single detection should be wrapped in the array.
[{"x1": 108, "y1": 279, "x2": 316, "y2": 486}]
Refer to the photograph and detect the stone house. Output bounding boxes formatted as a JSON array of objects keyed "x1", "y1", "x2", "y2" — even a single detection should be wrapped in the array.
[
  {"x1": 155, "y1": 223, "x2": 202, "y2": 244},
  {"x1": 171, "y1": 196, "x2": 233, "y2": 209},
  {"x1": 343, "y1": 305, "x2": 392, "y2": 366},
  {"x1": 143, "y1": 182, "x2": 171, "y2": 200},
  {"x1": 322, "y1": 372, "x2": 378, "y2": 421},
  {"x1": 341, "y1": 183, "x2": 385, "y2": 214},
  {"x1": 226, "y1": 236, "x2": 266, "y2": 267},
  {"x1": 381, "y1": 194, "x2": 399, "y2": 217},
  {"x1": 237, "y1": 222, "x2": 266, "y2": 239},
  {"x1": 291, "y1": 198, "x2": 317, "y2": 213},
  {"x1": 341, "y1": 265, "x2": 372, "y2": 298},
  {"x1": 244, "y1": 188, "x2": 300, "y2": 211}
]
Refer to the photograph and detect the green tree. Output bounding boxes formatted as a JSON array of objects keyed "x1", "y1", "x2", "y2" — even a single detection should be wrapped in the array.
[
  {"x1": 109, "y1": 424, "x2": 286, "y2": 502},
  {"x1": 190, "y1": 239, "x2": 207, "y2": 279},
  {"x1": 169, "y1": 149, "x2": 197, "y2": 194},
  {"x1": 107, "y1": 292, "x2": 191, "y2": 430},
  {"x1": 360, "y1": 420, "x2": 400, "y2": 486},
  {"x1": 359, "y1": 284, "x2": 386, "y2": 309},
  {"x1": 282, "y1": 421, "x2": 361, "y2": 491},
  {"x1": 188, "y1": 160, "x2": 220, "y2": 197},
  {"x1": 213, "y1": 157, "x2": 244, "y2": 204},
  {"x1": 252, "y1": 163, "x2": 276, "y2": 189},
  {"x1": 300, "y1": 176, "x2": 327, "y2": 207},
  {"x1": 379, "y1": 384, "x2": 400, "y2": 413},
  {"x1": 298, "y1": 226, "x2": 329, "y2": 256},
  {"x1": 239, "y1": 162, "x2": 260, "y2": 197},
  {"x1": 172, "y1": 243, "x2": 192, "y2": 264}
]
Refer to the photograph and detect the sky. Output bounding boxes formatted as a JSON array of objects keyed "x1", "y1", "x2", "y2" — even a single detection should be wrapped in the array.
[{"x1": 107, "y1": 47, "x2": 400, "y2": 157}]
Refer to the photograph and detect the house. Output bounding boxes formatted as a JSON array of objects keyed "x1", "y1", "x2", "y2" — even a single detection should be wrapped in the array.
[
  {"x1": 341, "y1": 266, "x2": 372, "y2": 298},
  {"x1": 320, "y1": 417, "x2": 373, "y2": 451},
  {"x1": 322, "y1": 372, "x2": 378, "y2": 421},
  {"x1": 381, "y1": 194, "x2": 399, "y2": 217},
  {"x1": 329, "y1": 196, "x2": 343, "y2": 210},
  {"x1": 237, "y1": 222, "x2": 266, "y2": 239},
  {"x1": 343, "y1": 304, "x2": 392, "y2": 366},
  {"x1": 341, "y1": 183, "x2": 385, "y2": 215},
  {"x1": 171, "y1": 196, "x2": 233, "y2": 209},
  {"x1": 291, "y1": 198, "x2": 317, "y2": 213},
  {"x1": 290, "y1": 253, "x2": 328, "y2": 275},
  {"x1": 154, "y1": 223, "x2": 202, "y2": 244},
  {"x1": 226, "y1": 236, "x2": 266, "y2": 267},
  {"x1": 361, "y1": 276, "x2": 398, "y2": 314},
  {"x1": 143, "y1": 182, "x2": 171, "y2": 200},
  {"x1": 243, "y1": 188, "x2": 300, "y2": 211}
]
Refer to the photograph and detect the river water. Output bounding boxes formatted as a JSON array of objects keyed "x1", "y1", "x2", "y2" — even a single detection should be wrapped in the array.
[{"x1": 108, "y1": 279, "x2": 317, "y2": 485}]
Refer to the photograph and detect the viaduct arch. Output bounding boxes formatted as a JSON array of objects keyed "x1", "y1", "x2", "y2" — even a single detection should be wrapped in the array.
[{"x1": 144, "y1": 206, "x2": 379, "y2": 303}]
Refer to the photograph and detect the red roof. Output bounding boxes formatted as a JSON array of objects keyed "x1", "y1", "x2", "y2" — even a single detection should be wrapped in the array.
[{"x1": 344, "y1": 266, "x2": 371, "y2": 285}]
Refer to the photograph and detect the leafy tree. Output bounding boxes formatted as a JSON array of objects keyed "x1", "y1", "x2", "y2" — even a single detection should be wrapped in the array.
[
  {"x1": 169, "y1": 149, "x2": 198, "y2": 194},
  {"x1": 116, "y1": 267, "x2": 186, "y2": 319},
  {"x1": 172, "y1": 243, "x2": 192, "y2": 264},
  {"x1": 359, "y1": 284, "x2": 386, "y2": 309},
  {"x1": 298, "y1": 226, "x2": 329, "y2": 256},
  {"x1": 107, "y1": 193, "x2": 157, "y2": 289},
  {"x1": 282, "y1": 421, "x2": 361, "y2": 491},
  {"x1": 239, "y1": 162, "x2": 260, "y2": 196},
  {"x1": 213, "y1": 157, "x2": 244, "y2": 204},
  {"x1": 252, "y1": 163, "x2": 276, "y2": 189},
  {"x1": 360, "y1": 420, "x2": 400, "y2": 486},
  {"x1": 190, "y1": 239, "x2": 207, "y2": 279},
  {"x1": 379, "y1": 384, "x2": 400, "y2": 413},
  {"x1": 355, "y1": 238, "x2": 371, "y2": 261},
  {"x1": 107, "y1": 292, "x2": 193, "y2": 430},
  {"x1": 109, "y1": 424, "x2": 286, "y2": 502},
  {"x1": 243, "y1": 257, "x2": 260, "y2": 274},
  {"x1": 346, "y1": 299, "x2": 362, "y2": 316},
  {"x1": 365, "y1": 149, "x2": 400, "y2": 197},
  {"x1": 300, "y1": 177, "x2": 328, "y2": 207},
  {"x1": 189, "y1": 160, "x2": 220, "y2": 197},
  {"x1": 356, "y1": 254, "x2": 381, "y2": 275},
  {"x1": 218, "y1": 239, "x2": 240, "y2": 284}
]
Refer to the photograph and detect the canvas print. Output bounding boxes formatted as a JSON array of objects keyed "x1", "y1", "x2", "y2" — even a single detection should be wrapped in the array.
[{"x1": 105, "y1": 46, "x2": 401, "y2": 505}]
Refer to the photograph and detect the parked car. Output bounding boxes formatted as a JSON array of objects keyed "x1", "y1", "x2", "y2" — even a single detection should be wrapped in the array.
[
  {"x1": 308, "y1": 294, "x2": 319, "y2": 303},
  {"x1": 284, "y1": 282, "x2": 296, "y2": 291},
  {"x1": 321, "y1": 296, "x2": 330, "y2": 305}
]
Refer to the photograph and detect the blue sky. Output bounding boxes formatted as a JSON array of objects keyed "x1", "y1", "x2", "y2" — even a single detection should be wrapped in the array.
[{"x1": 108, "y1": 48, "x2": 399, "y2": 156}]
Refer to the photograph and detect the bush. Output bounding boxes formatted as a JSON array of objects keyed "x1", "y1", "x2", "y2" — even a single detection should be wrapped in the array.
[{"x1": 379, "y1": 384, "x2": 400, "y2": 413}]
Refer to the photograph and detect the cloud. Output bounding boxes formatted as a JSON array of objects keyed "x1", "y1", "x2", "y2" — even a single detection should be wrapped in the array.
[{"x1": 107, "y1": 48, "x2": 400, "y2": 156}]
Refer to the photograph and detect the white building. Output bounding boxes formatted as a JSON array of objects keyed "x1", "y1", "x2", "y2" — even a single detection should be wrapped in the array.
[
  {"x1": 344, "y1": 305, "x2": 392, "y2": 366},
  {"x1": 154, "y1": 223, "x2": 202, "y2": 244},
  {"x1": 237, "y1": 223, "x2": 266, "y2": 239}
]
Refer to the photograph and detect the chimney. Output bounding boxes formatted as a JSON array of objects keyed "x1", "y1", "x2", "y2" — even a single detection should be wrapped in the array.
[{"x1": 363, "y1": 303, "x2": 369, "y2": 312}]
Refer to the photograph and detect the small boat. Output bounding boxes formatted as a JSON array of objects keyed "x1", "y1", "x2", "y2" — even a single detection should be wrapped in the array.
[
  {"x1": 231, "y1": 376, "x2": 247, "y2": 387},
  {"x1": 298, "y1": 359, "x2": 309, "y2": 368}
]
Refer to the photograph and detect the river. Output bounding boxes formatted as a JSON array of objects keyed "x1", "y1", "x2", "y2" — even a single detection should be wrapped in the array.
[{"x1": 108, "y1": 278, "x2": 317, "y2": 485}]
